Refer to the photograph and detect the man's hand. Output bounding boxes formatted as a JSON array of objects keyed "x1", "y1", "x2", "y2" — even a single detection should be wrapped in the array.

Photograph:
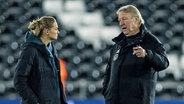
[{"x1": 133, "y1": 46, "x2": 147, "y2": 58}]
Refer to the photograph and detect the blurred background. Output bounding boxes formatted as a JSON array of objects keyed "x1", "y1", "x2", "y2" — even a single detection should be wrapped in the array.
[{"x1": 0, "y1": 0, "x2": 184, "y2": 104}]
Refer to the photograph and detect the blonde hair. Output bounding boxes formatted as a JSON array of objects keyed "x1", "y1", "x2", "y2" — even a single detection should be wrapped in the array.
[
  {"x1": 28, "y1": 16, "x2": 56, "y2": 37},
  {"x1": 116, "y1": 5, "x2": 144, "y2": 26}
]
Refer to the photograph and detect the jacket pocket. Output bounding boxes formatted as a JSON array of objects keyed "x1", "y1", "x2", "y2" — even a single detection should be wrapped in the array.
[
  {"x1": 40, "y1": 99, "x2": 54, "y2": 104},
  {"x1": 103, "y1": 85, "x2": 113, "y2": 101},
  {"x1": 120, "y1": 78, "x2": 143, "y2": 99},
  {"x1": 22, "y1": 99, "x2": 38, "y2": 104},
  {"x1": 45, "y1": 100, "x2": 53, "y2": 104}
]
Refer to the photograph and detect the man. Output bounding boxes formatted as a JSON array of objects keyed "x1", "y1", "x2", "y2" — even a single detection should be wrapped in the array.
[{"x1": 102, "y1": 5, "x2": 169, "y2": 104}]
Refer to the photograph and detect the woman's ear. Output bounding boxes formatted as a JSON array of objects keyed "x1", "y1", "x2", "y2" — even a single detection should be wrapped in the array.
[{"x1": 43, "y1": 28, "x2": 49, "y2": 35}]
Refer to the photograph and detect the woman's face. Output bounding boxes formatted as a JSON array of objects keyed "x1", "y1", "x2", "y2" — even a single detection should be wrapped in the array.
[{"x1": 47, "y1": 21, "x2": 59, "y2": 40}]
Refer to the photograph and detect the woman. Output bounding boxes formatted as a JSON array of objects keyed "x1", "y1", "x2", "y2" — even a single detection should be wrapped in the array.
[{"x1": 14, "y1": 16, "x2": 67, "y2": 104}]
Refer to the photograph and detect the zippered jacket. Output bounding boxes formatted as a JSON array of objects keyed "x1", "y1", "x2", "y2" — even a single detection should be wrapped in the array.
[
  {"x1": 102, "y1": 25, "x2": 169, "y2": 104},
  {"x1": 14, "y1": 30, "x2": 67, "y2": 104}
]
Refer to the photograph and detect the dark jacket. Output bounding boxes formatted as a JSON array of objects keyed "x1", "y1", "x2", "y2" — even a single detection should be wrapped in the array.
[
  {"x1": 102, "y1": 25, "x2": 169, "y2": 104},
  {"x1": 14, "y1": 30, "x2": 67, "y2": 104}
]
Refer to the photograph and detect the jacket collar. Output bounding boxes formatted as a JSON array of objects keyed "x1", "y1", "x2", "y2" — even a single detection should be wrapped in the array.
[
  {"x1": 22, "y1": 30, "x2": 57, "y2": 58},
  {"x1": 25, "y1": 30, "x2": 44, "y2": 45},
  {"x1": 112, "y1": 24, "x2": 148, "y2": 46}
]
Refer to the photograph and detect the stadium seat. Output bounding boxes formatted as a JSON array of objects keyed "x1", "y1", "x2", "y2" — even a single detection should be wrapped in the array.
[{"x1": 66, "y1": 82, "x2": 80, "y2": 98}]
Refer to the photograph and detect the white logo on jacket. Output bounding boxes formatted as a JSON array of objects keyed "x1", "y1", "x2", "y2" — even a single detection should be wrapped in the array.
[{"x1": 113, "y1": 49, "x2": 120, "y2": 61}]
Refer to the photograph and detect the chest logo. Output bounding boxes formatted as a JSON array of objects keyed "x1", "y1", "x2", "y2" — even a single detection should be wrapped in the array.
[{"x1": 113, "y1": 49, "x2": 120, "y2": 61}]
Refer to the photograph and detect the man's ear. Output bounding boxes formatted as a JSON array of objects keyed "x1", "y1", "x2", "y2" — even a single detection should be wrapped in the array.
[
  {"x1": 133, "y1": 17, "x2": 140, "y2": 27},
  {"x1": 133, "y1": 17, "x2": 139, "y2": 24}
]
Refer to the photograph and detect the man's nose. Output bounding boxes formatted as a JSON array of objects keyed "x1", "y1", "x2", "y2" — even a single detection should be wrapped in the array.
[{"x1": 119, "y1": 20, "x2": 124, "y2": 26}]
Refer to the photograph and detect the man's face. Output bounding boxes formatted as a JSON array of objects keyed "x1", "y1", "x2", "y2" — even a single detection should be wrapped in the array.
[{"x1": 118, "y1": 11, "x2": 139, "y2": 36}]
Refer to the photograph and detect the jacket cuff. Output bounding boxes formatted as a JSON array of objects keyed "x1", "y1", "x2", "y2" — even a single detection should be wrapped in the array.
[{"x1": 145, "y1": 50, "x2": 154, "y2": 61}]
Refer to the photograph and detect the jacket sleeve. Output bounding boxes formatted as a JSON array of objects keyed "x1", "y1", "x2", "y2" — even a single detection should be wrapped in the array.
[
  {"x1": 102, "y1": 47, "x2": 114, "y2": 95},
  {"x1": 102, "y1": 61, "x2": 111, "y2": 95},
  {"x1": 14, "y1": 47, "x2": 39, "y2": 104},
  {"x1": 145, "y1": 41, "x2": 169, "y2": 71}
]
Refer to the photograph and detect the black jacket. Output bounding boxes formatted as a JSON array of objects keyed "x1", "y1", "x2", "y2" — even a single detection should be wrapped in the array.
[
  {"x1": 14, "y1": 31, "x2": 67, "y2": 104},
  {"x1": 102, "y1": 25, "x2": 169, "y2": 104}
]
